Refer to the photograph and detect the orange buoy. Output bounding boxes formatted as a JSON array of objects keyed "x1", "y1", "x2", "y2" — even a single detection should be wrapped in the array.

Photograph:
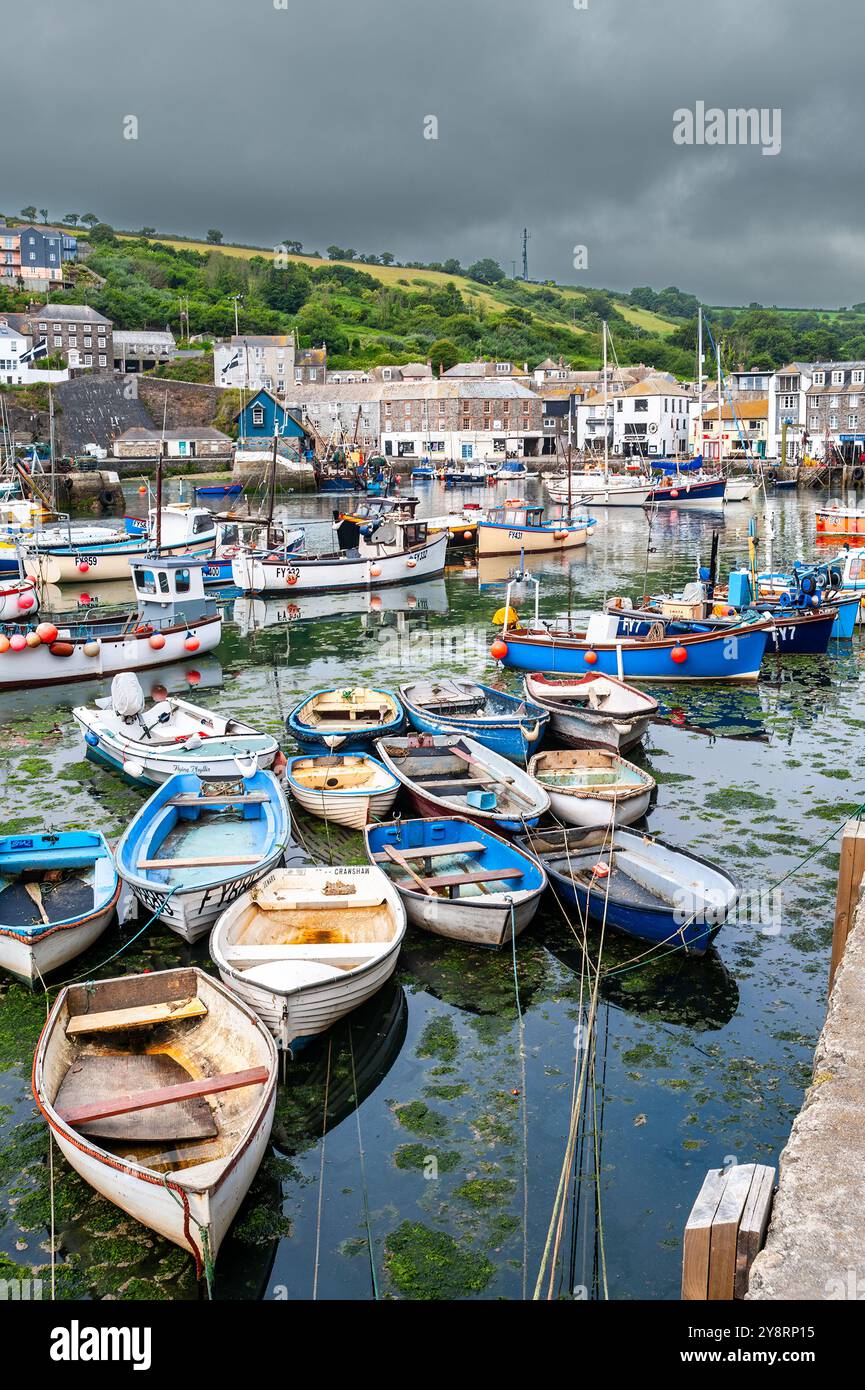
[
  {"x1": 584, "y1": 650, "x2": 598, "y2": 665},
  {"x1": 36, "y1": 622, "x2": 58, "y2": 643},
  {"x1": 370, "y1": 565, "x2": 382, "y2": 578},
  {"x1": 184, "y1": 636, "x2": 200, "y2": 652},
  {"x1": 0, "y1": 635, "x2": 9, "y2": 654},
  {"x1": 671, "y1": 645, "x2": 688, "y2": 664},
  {"x1": 149, "y1": 633, "x2": 166, "y2": 650},
  {"x1": 490, "y1": 639, "x2": 508, "y2": 661}
]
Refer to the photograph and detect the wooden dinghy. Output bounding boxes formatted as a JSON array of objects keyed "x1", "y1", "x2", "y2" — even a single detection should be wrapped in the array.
[
  {"x1": 399, "y1": 678, "x2": 549, "y2": 763},
  {"x1": 366, "y1": 816, "x2": 547, "y2": 948},
  {"x1": 527, "y1": 748, "x2": 655, "y2": 829},
  {"x1": 516, "y1": 826, "x2": 739, "y2": 954},
  {"x1": 523, "y1": 671, "x2": 658, "y2": 753},
  {"x1": 0, "y1": 831, "x2": 119, "y2": 985},
  {"x1": 115, "y1": 770, "x2": 290, "y2": 944},
  {"x1": 375, "y1": 733, "x2": 550, "y2": 835},
  {"x1": 73, "y1": 672, "x2": 283, "y2": 787},
  {"x1": 210, "y1": 865, "x2": 406, "y2": 1053},
  {"x1": 286, "y1": 685, "x2": 404, "y2": 753},
  {"x1": 284, "y1": 753, "x2": 400, "y2": 829},
  {"x1": 32, "y1": 966, "x2": 278, "y2": 1271}
]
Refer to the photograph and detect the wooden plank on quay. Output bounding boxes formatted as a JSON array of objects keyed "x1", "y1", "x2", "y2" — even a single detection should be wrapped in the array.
[
  {"x1": 734, "y1": 1164, "x2": 775, "y2": 1299},
  {"x1": 707, "y1": 1164, "x2": 757, "y2": 1300},
  {"x1": 682, "y1": 1168, "x2": 727, "y2": 1301},
  {"x1": 830, "y1": 820, "x2": 865, "y2": 992}
]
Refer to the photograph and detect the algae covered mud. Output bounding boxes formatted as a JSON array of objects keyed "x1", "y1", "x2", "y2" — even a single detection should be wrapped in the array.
[{"x1": 0, "y1": 481, "x2": 859, "y2": 1300}]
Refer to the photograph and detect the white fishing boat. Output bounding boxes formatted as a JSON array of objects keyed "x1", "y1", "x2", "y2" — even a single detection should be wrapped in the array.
[
  {"x1": 547, "y1": 473, "x2": 654, "y2": 507},
  {"x1": 0, "y1": 557, "x2": 221, "y2": 692},
  {"x1": 366, "y1": 816, "x2": 547, "y2": 948},
  {"x1": 284, "y1": 753, "x2": 400, "y2": 829},
  {"x1": 115, "y1": 770, "x2": 290, "y2": 943},
  {"x1": 32, "y1": 966, "x2": 278, "y2": 1270},
  {"x1": 22, "y1": 506, "x2": 217, "y2": 585},
  {"x1": 73, "y1": 672, "x2": 283, "y2": 787},
  {"x1": 527, "y1": 748, "x2": 655, "y2": 828},
  {"x1": 231, "y1": 517, "x2": 447, "y2": 595},
  {"x1": 210, "y1": 865, "x2": 406, "y2": 1053},
  {"x1": 522, "y1": 672, "x2": 658, "y2": 753},
  {"x1": 0, "y1": 830, "x2": 119, "y2": 984}
]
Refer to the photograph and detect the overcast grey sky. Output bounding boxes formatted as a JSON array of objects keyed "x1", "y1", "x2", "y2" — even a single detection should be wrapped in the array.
[{"x1": 4, "y1": 0, "x2": 862, "y2": 306}]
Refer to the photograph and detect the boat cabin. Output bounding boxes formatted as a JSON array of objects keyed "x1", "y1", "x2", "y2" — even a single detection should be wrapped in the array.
[
  {"x1": 335, "y1": 516, "x2": 430, "y2": 555},
  {"x1": 147, "y1": 505, "x2": 217, "y2": 545},
  {"x1": 131, "y1": 557, "x2": 217, "y2": 626},
  {"x1": 485, "y1": 505, "x2": 546, "y2": 529}
]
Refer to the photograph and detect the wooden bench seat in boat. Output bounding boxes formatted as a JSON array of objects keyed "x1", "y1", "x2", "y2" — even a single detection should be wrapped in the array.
[
  {"x1": 371, "y1": 841, "x2": 486, "y2": 862},
  {"x1": 252, "y1": 884, "x2": 386, "y2": 911},
  {"x1": 167, "y1": 792, "x2": 269, "y2": 806},
  {"x1": 397, "y1": 867, "x2": 523, "y2": 890},
  {"x1": 225, "y1": 943, "x2": 384, "y2": 962},
  {"x1": 66, "y1": 997, "x2": 207, "y2": 1035},
  {"x1": 137, "y1": 854, "x2": 263, "y2": 870},
  {"x1": 57, "y1": 1064, "x2": 270, "y2": 1129}
]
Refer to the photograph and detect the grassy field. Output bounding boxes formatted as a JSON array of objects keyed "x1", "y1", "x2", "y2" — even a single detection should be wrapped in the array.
[{"x1": 114, "y1": 232, "x2": 677, "y2": 337}]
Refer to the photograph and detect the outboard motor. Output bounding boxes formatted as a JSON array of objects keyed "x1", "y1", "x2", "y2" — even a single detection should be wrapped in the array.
[{"x1": 111, "y1": 672, "x2": 145, "y2": 723}]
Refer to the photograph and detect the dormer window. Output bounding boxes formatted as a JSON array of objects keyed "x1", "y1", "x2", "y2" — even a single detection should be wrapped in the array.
[
  {"x1": 251, "y1": 404, "x2": 265, "y2": 426},
  {"x1": 812, "y1": 372, "x2": 825, "y2": 386}
]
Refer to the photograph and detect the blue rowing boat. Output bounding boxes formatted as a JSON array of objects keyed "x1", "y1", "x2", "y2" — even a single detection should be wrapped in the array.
[
  {"x1": 287, "y1": 686, "x2": 405, "y2": 753},
  {"x1": 115, "y1": 769, "x2": 289, "y2": 943},
  {"x1": 194, "y1": 483, "x2": 243, "y2": 498},
  {"x1": 515, "y1": 824, "x2": 740, "y2": 954},
  {"x1": 399, "y1": 678, "x2": 549, "y2": 763},
  {"x1": 0, "y1": 830, "x2": 119, "y2": 984},
  {"x1": 366, "y1": 816, "x2": 547, "y2": 947}
]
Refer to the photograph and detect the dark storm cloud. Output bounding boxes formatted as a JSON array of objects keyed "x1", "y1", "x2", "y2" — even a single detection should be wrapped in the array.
[{"x1": 4, "y1": 0, "x2": 864, "y2": 305}]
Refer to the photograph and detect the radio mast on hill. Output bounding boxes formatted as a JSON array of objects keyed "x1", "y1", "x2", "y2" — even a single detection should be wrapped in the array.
[{"x1": 521, "y1": 227, "x2": 530, "y2": 281}]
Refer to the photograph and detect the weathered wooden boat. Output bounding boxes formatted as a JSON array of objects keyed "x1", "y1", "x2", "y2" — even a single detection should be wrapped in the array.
[
  {"x1": 231, "y1": 517, "x2": 447, "y2": 594},
  {"x1": 375, "y1": 733, "x2": 550, "y2": 835},
  {"x1": 32, "y1": 966, "x2": 278, "y2": 1269},
  {"x1": 523, "y1": 671, "x2": 658, "y2": 753},
  {"x1": 115, "y1": 770, "x2": 289, "y2": 943},
  {"x1": 73, "y1": 672, "x2": 283, "y2": 787},
  {"x1": 477, "y1": 503, "x2": 595, "y2": 557},
  {"x1": 210, "y1": 865, "x2": 406, "y2": 1053},
  {"x1": 516, "y1": 825, "x2": 739, "y2": 954},
  {"x1": 0, "y1": 556, "x2": 221, "y2": 692},
  {"x1": 399, "y1": 677, "x2": 549, "y2": 762},
  {"x1": 494, "y1": 609, "x2": 771, "y2": 681},
  {"x1": 284, "y1": 753, "x2": 400, "y2": 829},
  {"x1": 0, "y1": 830, "x2": 119, "y2": 984},
  {"x1": 22, "y1": 506, "x2": 217, "y2": 584},
  {"x1": 527, "y1": 748, "x2": 655, "y2": 828},
  {"x1": 0, "y1": 575, "x2": 39, "y2": 621},
  {"x1": 366, "y1": 816, "x2": 546, "y2": 947},
  {"x1": 287, "y1": 686, "x2": 404, "y2": 753}
]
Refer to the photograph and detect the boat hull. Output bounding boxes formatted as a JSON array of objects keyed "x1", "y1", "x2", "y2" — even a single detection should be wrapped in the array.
[
  {"x1": 232, "y1": 531, "x2": 447, "y2": 594},
  {"x1": 0, "y1": 614, "x2": 221, "y2": 691},
  {"x1": 0, "y1": 895, "x2": 118, "y2": 985},
  {"x1": 24, "y1": 538, "x2": 215, "y2": 585},
  {"x1": 647, "y1": 478, "x2": 726, "y2": 508},
  {"x1": 499, "y1": 625, "x2": 769, "y2": 681},
  {"x1": 544, "y1": 784, "x2": 652, "y2": 829},
  {"x1": 477, "y1": 520, "x2": 592, "y2": 557},
  {"x1": 548, "y1": 480, "x2": 653, "y2": 507}
]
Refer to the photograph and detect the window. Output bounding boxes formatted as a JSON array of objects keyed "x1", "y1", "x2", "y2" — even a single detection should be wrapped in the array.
[
  {"x1": 830, "y1": 413, "x2": 839, "y2": 429},
  {"x1": 850, "y1": 415, "x2": 859, "y2": 429},
  {"x1": 193, "y1": 514, "x2": 212, "y2": 535},
  {"x1": 633, "y1": 398, "x2": 648, "y2": 412},
  {"x1": 851, "y1": 396, "x2": 860, "y2": 408},
  {"x1": 53, "y1": 324, "x2": 61, "y2": 332},
  {"x1": 175, "y1": 568, "x2": 191, "y2": 592},
  {"x1": 495, "y1": 362, "x2": 511, "y2": 373},
  {"x1": 830, "y1": 395, "x2": 839, "y2": 407},
  {"x1": 781, "y1": 395, "x2": 797, "y2": 409},
  {"x1": 809, "y1": 414, "x2": 819, "y2": 429},
  {"x1": 309, "y1": 369, "x2": 317, "y2": 381},
  {"x1": 813, "y1": 371, "x2": 825, "y2": 386},
  {"x1": 98, "y1": 337, "x2": 106, "y2": 348},
  {"x1": 832, "y1": 370, "x2": 844, "y2": 385},
  {"x1": 853, "y1": 371, "x2": 864, "y2": 386},
  {"x1": 84, "y1": 354, "x2": 92, "y2": 366},
  {"x1": 251, "y1": 404, "x2": 265, "y2": 426},
  {"x1": 53, "y1": 336, "x2": 62, "y2": 346},
  {"x1": 137, "y1": 569, "x2": 157, "y2": 594},
  {"x1": 99, "y1": 355, "x2": 107, "y2": 367}
]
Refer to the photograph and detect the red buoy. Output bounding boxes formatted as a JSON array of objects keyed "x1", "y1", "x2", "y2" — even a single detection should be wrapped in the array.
[
  {"x1": 584, "y1": 650, "x2": 598, "y2": 665},
  {"x1": 671, "y1": 645, "x2": 688, "y2": 664},
  {"x1": 490, "y1": 639, "x2": 508, "y2": 661}
]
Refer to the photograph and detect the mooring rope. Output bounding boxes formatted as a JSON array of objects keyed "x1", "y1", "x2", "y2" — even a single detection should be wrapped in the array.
[
  {"x1": 348, "y1": 1024, "x2": 379, "y2": 1300},
  {"x1": 508, "y1": 897, "x2": 529, "y2": 1300},
  {"x1": 311, "y1": 1036, "x2": 333, "y2": 1300}
]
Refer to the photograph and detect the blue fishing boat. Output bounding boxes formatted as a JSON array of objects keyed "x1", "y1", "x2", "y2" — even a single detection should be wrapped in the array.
[
  {"x1": 115, "y1": 769, "x2": 289, "y2": 944},
  {"x1": 0, "y1": 830, "x2": 119, "y2": 984},
  {"x1": 366, "y1": 816, "x2": 547, "y2": 947},
  {"x1": 411, "y1": 462, "x2": 438, "y2": 480},
  {"x1": 286, "y1": 686, "x2": 405, "y2": 753},
  {"x1": 494, "y1": 609, "x2": 771, "y2": 681},
  {"x1": 611, "y1": 602, "x2": 838, "y2": 657},
  {"x1": 194, "y1": 483, "x2": 243, "y2": 498},
  {"x1": 515, "y1": 824, "x2": 739, "y2": 955},
  {"x1": 755, "y1": 557, "x2": 863, "y2": 638},
  {"x1": 399, "y1": 678, "x2": 549, "y2": 763}
]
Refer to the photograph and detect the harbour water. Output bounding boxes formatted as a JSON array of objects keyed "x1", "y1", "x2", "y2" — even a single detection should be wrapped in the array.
[{"x1": 0, "y1": 479, "x2": 859, "y2": 1301}]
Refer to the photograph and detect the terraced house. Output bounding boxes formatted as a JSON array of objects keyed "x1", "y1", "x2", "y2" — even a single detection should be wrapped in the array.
[
  {"x1": 10, "y1": 304, "x2": 112, "y2": 372},
  {"x1": 805, "y1": 361, "x2": 865, "y2": 462},
  {"x1": 0, "y1": 221, "x2": 77, "y2": 289}
]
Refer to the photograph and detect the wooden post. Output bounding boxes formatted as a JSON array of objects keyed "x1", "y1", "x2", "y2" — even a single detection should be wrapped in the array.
[
  {"x1": 683, "y1": 1164, "x2": 776, "y2": 1300},
  {"x1": 830, "y1": 820, "x2": 865, "y2": 992}
]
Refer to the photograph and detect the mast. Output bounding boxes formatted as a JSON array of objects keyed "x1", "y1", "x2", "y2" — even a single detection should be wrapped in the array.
[
  {"x1": 48, "y1": 388, "x2": 57, "y2": 513},
  {"x1": 156, "y1": 390, "x2": 168, "y2": 552},
  {"x1": 266, "y1": 418, "x2": 278, "y2": 546},
  {"x1": 602, "y1": 321, "x2": 609, "y2": 481},
  {"x1": 697, "y1": 306, "x2": 703, "y2": 463},
  {"x1": 716, "y1": 339, "x2": 723, "y2": 475}
]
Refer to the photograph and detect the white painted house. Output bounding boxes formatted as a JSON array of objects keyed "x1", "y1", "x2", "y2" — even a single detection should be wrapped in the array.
[
  {"x1": 0, "y1": 322, "x2": 69, "y2": 385},
  {"x1": 611, "y1": 379, "x2": 691, "y2": 458}
]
